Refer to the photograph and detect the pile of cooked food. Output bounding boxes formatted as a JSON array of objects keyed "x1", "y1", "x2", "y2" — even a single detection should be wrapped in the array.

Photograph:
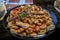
[{"x1": 7, "y1": 4, "x2": 53, "y2": 37}]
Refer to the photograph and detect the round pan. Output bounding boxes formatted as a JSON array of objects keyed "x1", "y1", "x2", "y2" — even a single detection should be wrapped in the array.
[{"x1": 2, "y1": 4, "x2": 57, "y2": 39}]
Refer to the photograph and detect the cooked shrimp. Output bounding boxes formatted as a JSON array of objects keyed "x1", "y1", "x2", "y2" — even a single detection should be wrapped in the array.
[
  {"x1": 38, "y1": 29, "x2": 46, "y2": 34},
  {"x1": 26, "y1": 28, "x2": 33, "y2": 33},
  {"x1": 30, "y1": 32, "x2": 37, "y2": 37},
  {"x1": 28, "y1": 18, "x2": 35, "y2": 24},
  {"x1": 40, "y1": 23, "x2": 46, "y2": 29},
  {"x1": 23, "y1": 18, "x2": 29, "y2": 23},
  {"x1": 31, "y1": 6, "x2": 35, "y2": 11},
  {"x1": 16, "y1": 21, "x2": 23, "y2": 26},
  {"x1": 11, "y1": 26, "x2": 19, "y2": 29},
  {"x1": 8, "y1": 21, "x2": 13, "y2": 28},
  {"x1": 21, "y1": 23, "x2": 29, "y2": 29},
  {"x1": 35, "y1": 26, "x2": 40, "y2": 32},
  {"x1": 43, "y1": 15, "x2": 49, "y2": 19},
  {"x1": 45, "y1": 11, "x2": 50, "y2": 17},
  {"x1": 34, "y1": 20, "x2": 39, "y2": 24},
  {"x1": 16, "y1": 7, "x2": 20, "y2": 11},
  {"x1": 36, "y1": 7, "x2": 40, "y2": 11},
  {"x1": 27, "y1": 4, "x2": 31, "y2": 7},
  {"x1": 38, "y1": 10, "x2": 45, "y2": 14},
  {"x1": 38, "y1": 23, "x2": 42, "y2": 26},
  {"x1": 38, "y1": 19, "x2": 44, "y2": 22},
  {"x1": 18, "y1": 28, "x2": 24, "y2": 33},
  {"x1": 10, "y1": 28, "x2": 18, "y2": 34},
  {"x1": 47, "y1": 23, "x2": 53, "y2": 30},
  {"x1": 29, "y1": 24, "x2": 35, "y2": 28},
  {"x1": 20, "y1": 6, "x2": 24, "y2": 9},
  {"x1": 23, "y1": 20, "x2": 27, "y2": 23},
  {"x1": 46, "y1": 18, "x2": 52, "y2": 24},
  {"x1": 10, "y1": 10, "x2": 16, "y2": 16},
  {"x1": 20, "y1": 32, "x2": 26, "y2": 36}
]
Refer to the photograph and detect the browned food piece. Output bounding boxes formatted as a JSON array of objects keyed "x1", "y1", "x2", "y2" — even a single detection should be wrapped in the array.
[
  {"x1": 45, "y1": 12, "x2": 50, "y2": 17},
  {"x1": 21, "y1": 23, "x2": 29, "y2": 29},
  {"x1": 26, "y1": 28, "x2": 33, "y2": 33},
  {"x1": 16, "y1": 21, "x2": 23, "y2": 26},
  {"x1": 38, "y1": 23, "x2": 42, "y2": 26},
  {"x1": 18, "y1": 28, "x2": 24, "y2": 33},
  {"x1": 30, "y1": 32, "x2": 37, "y2": 37},
  {"x1": 31, "y1": 6, "x2": 35, "y2": 11},
  {"x1": 35, "y1": 26, "x2": 40, "y2": 32},
  {"x1": 20, "y1": 32, "x2": 26, "y2": 36},
  {"x1": 23, "y1": 20, "x2": 28, "y2": 23},
  {"x1": 16, "y1": 21, "x2": 29, "y2": 29},
  {"x1": 8, "y1": 21, "x2": 14, "y2": 28},
  {"x1": 29, "y1": 24, "x2": 35, "y2": 28},
  {"x1": 47, "y1": 23, "x2": 53, "y2": 30},
  {"x1": 28, "y1": 18, "x2": 36, "y2": 24},
  {"x1": 40, "y1": 23, "x2": 47, "y2": 29},
  {"x1": 31, "y1": 10, "x2": 45, "y2": 15},
  {"x1": 23, "y1": 17, "x2": 29, "y2": 23},
  {"x1": 34, "y1": 20, "x2": 39, "y2": 24},
  {"x1": 10, "y1": 26, "x2": 19, "y2": 29},
  {"x1": 10, "y1": 28, "x2": 18, "y2": 34},
  {"x1": 46, "y1": 18, "x2": 52, "y2": 25},
  {"x1": 38, "y1": 29, "x2": 46, "y2": 34}
]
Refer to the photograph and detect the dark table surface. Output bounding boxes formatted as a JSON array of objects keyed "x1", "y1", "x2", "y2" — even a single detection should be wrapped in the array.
[{"x1": 0, "y1": 1, "x2": 60, "y2": 40}]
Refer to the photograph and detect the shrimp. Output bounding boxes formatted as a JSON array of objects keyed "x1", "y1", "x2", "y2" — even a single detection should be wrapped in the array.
[
  {"x1": 11, "y1": 26, "x2": 19, "y2": 29},
  {"x1": 38, "y1": 23, "x2": 42, "y2": 26},
  {"x1": 44, "y1": 11, "x2": 50, "y2": 17},
  {"x1": 38, "y1": 10, "x2": 45, "y2": 14},
  {"x1": 26, "y1": 27, "x2": 33, "y2": 33},
  {"x1": 19, "y1": 28, "x2": 24, "y2": 33},
  {"x1": 16, "y1": 28, "x2": 24, "y2": 33},
  {"x1": 20, "y1": 32, "x2": 26, "y2": 36},
  {"x1": 16, "y1": 20, "x2": 29, "y2": 29},
  {"x1": 10, "y1": 10, "x2": 16, "y2": 16},
  {"x1": 43, "y1": 15, "x2": 49, "y2": 19},
  {"x1": 36, "y1": 7, "x2": 40, "y2": 11},
  {"x1": 47, "y1": 23, "x2": 53, "y2": 30},
  {"x1": 34, "y1": 20, "x2": 39, "y2": 24},
  {"x1": 30, "y1": 32, "x2": 37, "y2": 37},
  {"x1": 33, "y1": 15, "x2": 45, "y2": 19},
  {"x1": 29, "y1": 24, "x2": 35, "y2": 28},
  {"x1": 38, "y1": 19, "x2": 44, "y2": 22},
  {"x1": 15, "y1": 7, "x2": 21, "y2": 13},
  {"x1": 27, "y1": 4, "x2": 31, "y2": 7},
  {"x1": 28, "y1": 18, "x2": 35, "y2": 24},
  {"x1": 35, "y1": 26, "x2": 40, "y2": 32},
  {"x1": 8, "y1": 21, "x2": 13, "y2": 28},
  {"x1": 23, "y1": 20, "x2": 27, "y2": 23},
  {"x1": 40, "y1": 23, "x2": 46, "y2": 29},
  {"x1": 38, "y1": 29, "x2": 46, "y2": 34},
  {"x1": 10, "y1": 28, "x2": 18, "y2": 34},
  {"x1": 31, "y1": 11, "x2": 37, "y2": 14},
  {"x1": 23, "y1": 18, "x2": 29, "y2": 23},
  {"x1": 16, "y1": 21, "x2": 23, "y2": 26},
  {"x1": 21, "y1": 23, "x2": 29, "y2": 29},
  {"x1": 46, "y1": 18, "x2": 52, "y2": 24},
  {"x1": 20, "y1": 6, "x2": 25, "y2": 9}
]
